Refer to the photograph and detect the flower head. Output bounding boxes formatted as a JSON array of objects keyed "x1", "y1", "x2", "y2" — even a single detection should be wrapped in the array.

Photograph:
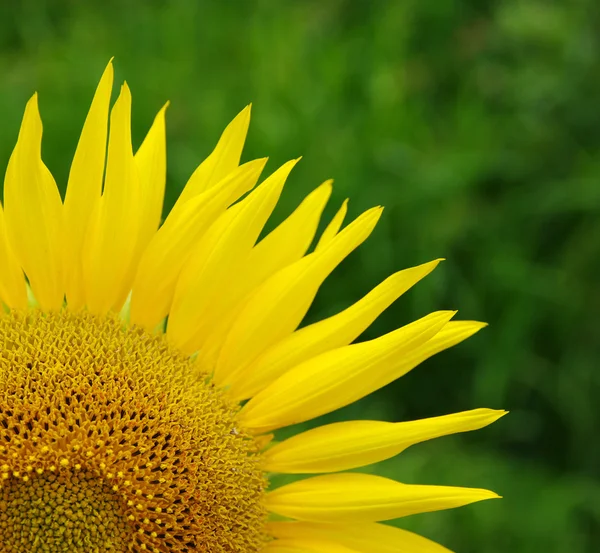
[{"x1": 0, "y1": 61, "x2": 504, "y2": 552}]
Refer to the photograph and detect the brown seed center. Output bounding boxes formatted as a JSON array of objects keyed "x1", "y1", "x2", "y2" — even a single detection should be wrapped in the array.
[
  {"x1": 0, "y1": 310, "x2": 267, "y2": 553},
  {"x1": 0, "y1": 470, "x2": 128, "y2": 552}
]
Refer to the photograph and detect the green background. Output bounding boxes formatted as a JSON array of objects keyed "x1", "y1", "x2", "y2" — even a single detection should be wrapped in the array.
[{"x1": 0, "y1": 1, "x2": 598, "y2": 552}]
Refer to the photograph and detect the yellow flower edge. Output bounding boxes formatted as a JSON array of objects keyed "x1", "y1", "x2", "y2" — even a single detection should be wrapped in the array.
[{"x1": 0, "y1": 60, "x2": 504, "y2": 553}]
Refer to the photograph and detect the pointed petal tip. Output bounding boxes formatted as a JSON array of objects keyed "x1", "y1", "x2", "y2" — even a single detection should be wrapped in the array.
[
  {"x1": 471, "y1": 487, "x2": 501, "y2": 500},
  {"x1": 419, "y1": 258, "x2": 444, "y2": 271},
  {"x1": 25, "y1": 92, "x2": 40, "y2": 112},
  {"x1": 273, "y1": 157, "x2": 301, "y2": 174},
  {"x1": 20, "y1": 93, "x2": 43, "y2": 137},
  {"x1": 97, "y1": 59, "x2": 114, "y2": 90},
  {"x1": 315, "y1": 180, "x2": 334, "y2": 197},
  {"x1": 103, "y1": 59, "x2": 115, "y2": 79},
  {"x1": 371, "y1": 205, "x2": 384, "y2": 219},
  {"x1": 365, "y1": 205, "x2": 384, "y2": 219},
  {"x1": 476, "y1": 407, "x2": 509, "y2": 425},
  {"x1": 251, "y1": 157, "x2": 269, "y2": 171},
  {"x1": 235, "y1": 104, "x2": 252, "y2": 121},
  {"x1": 431, "y1": 309, "x2": 458, "y2": 325},
  {"x1": 421, "y1": 257, "x2": 444, "y2": 272},
  {"x1": 113, "y1": 82, "x2": 133, "y2": 113},
  {"x1": 450, "y1": 486, "x2": 501, "y2": 503},
  {"x1": 145, "y1": 103, "x2": 169, "y2": 128}
]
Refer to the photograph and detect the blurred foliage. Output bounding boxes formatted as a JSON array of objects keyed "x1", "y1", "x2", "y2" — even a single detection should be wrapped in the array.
[{"x1": 0, "y1": 1, "x2": 598, "y2": 552}]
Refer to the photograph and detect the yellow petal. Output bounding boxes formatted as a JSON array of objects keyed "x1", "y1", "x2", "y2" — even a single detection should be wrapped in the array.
[
  {"x1": 402, "y1": 320, "x2": 488, "y2": 369},
  {"x1": 249, "y1": 180, "x2": 333, "y2": 273},
  {"x1": 239, "y1": 311, "x2": 455, "y2": 432},
  {"x1": 267, "y1": 522, "x2": 454, "y2": 553},
  {"x1": 63, "y1": 60, "x2": 113, "y2": 310},
  {"x1": 216, "y1": 207, "x2": 383, "y2": 387},
  {"x1": 3, "y1": 94, "x2": 64, "y2": 311},
  {"x1": 134, "y1": 102, "x2": 168, "y2": 253},
  {"x1": 315, "y1": 199, "x2": 348, "y2": 250},
  {"x1": 262, "y1": 539, "x2": 359, "y2": 553},
  {"x1": 171, "y1": 105, "x2": 251, "y2": 212},
  {"x1": 82, "y1": 83, "x2": 140, "y2": 314},
  {"x1": 167, "y1": 160, "x2": 297, "y2": 353},
  {"x1": 264, "y1": 473, "x2": 499, "y2": 523},
  {"x1": 230, "y1": 259, "x2": 442, "y2": 400},
  {"x1": 264, "y1": 408, "x2": 507, "y2": 473},
  {"x1": 130, "y1": 159, "x2": 266, "y2": 329},
  {"x1": 195, "y1": 180, "x2": 333, "y2": 372},
  {"x1": 0, "y1": 205, "x2": 27, "y2": 309}
]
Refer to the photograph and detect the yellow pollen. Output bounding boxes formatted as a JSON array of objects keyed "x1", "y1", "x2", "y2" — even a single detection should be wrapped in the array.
[{"x1": 0, "y1": 310, "x2": 267, "y2": 552}]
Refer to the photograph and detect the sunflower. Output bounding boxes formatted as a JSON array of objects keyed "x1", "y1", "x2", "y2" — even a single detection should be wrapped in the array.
[{"x1": 0, "y1": 60, "x2": 504, "y2": 553}]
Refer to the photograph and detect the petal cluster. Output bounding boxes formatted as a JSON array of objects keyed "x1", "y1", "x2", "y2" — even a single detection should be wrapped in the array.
[{"x1": 0, "y1": 60, "x2": 504, "y2": 553}]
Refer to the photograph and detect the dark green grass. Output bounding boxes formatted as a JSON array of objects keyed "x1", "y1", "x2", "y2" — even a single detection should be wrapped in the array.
[{"x1": 0, "y1": 1, "x2": 598, "y2": 551}]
